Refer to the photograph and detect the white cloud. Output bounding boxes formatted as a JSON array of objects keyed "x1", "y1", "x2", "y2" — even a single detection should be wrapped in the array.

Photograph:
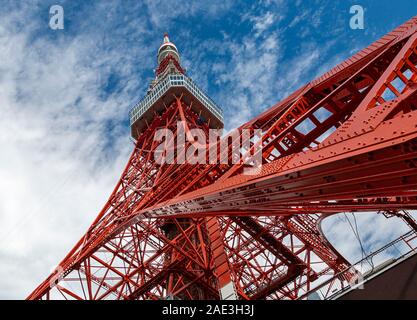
[
  {"x1": 322, "y1": 212, "x2": 417, "y2": 270},
  {"x1": 251, "y1": 11, "x2": 276, "y2": 36},
  {"x1": 208, "y1": 31, "x2": 281, "y2": 129},
  {"x1": 0, "y1": 3, "x2": 142, "y2": 299}
]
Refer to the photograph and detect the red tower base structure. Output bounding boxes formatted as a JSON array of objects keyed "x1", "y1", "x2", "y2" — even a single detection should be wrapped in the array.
[{"x1": 28, "y1": 17, "x2": 417, "y2": 300}]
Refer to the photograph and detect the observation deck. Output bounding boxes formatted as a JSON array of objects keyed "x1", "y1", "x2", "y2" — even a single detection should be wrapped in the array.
[{"x1": 129, "y1": 75, "x2": 224, "y2": 140}]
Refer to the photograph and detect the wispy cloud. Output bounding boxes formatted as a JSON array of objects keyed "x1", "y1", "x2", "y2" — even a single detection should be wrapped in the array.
[
  {"x1": 0, "y1": 1, "x2": 145, "y2": 298},
  {"x1": 322, "y1": 212, "x2": 417, "y2": 268}
]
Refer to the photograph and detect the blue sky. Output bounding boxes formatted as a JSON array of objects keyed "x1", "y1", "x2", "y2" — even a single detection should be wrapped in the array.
[
  {"x1": 13, "y1": 0, "x2": 417, "y2": 130},
  {"x1": 0, "y1": 0, "x2": 417, "y2": 298}
]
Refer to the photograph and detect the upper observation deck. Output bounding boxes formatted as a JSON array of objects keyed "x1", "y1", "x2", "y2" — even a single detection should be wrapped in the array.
[{"x1": 129, "y1": 34, "x2": 224, "y2": 140}]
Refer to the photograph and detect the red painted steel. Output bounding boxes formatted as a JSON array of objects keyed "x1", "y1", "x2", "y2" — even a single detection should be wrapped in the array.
[{"x1": 28, "y1": 16, "x2": 417, "y2": 300}]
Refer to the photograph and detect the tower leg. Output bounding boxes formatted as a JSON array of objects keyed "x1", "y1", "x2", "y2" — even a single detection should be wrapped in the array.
[{"x1": 206, "y1": 217, "x2": 238, "y2": 300}]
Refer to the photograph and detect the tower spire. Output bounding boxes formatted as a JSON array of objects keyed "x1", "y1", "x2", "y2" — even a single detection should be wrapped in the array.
[
  {"x1": 163, "y1": 32, "x2": 170, "y2": 43},
  {"x1": 157, "y1": 32, "x2": 181, "y2": 65},
  {"x1": 150, "y1": 33, "x2": 186, "y2": 91}
]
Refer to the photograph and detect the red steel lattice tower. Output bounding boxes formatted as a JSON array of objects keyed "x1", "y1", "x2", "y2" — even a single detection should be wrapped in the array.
[{"x1": 28, "y1": 18, "x2": 417, "y2": 300}]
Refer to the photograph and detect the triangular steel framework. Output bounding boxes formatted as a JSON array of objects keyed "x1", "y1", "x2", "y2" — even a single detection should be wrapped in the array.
[{"x1": 28, "y1": 16, "x2": 417, "y2": 300}]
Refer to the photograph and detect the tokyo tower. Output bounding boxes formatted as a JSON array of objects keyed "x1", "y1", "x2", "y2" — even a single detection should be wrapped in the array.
[{"x1": 28, "y1": 16, "x2": 417, "y2": 300}]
